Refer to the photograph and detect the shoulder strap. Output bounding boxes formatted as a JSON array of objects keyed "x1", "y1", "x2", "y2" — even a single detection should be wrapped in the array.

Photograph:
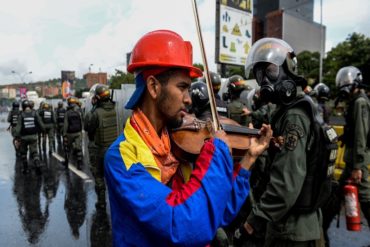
[{"x1": 272, "y1": 95, "x2": 322, "y2": 126}]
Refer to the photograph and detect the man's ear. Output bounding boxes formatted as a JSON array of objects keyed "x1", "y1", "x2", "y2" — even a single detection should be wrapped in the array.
[{"x1": 146, "y1": 75, "x2": 161, "y2": 99}]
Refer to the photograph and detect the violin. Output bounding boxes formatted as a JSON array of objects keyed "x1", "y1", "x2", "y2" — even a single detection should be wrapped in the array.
[
  {"x1": 169, "y1": 0, "x2": 260, "y2": 162},
  {"x1": 170, "y1": 113, "x2": 259, "y2": 162}
]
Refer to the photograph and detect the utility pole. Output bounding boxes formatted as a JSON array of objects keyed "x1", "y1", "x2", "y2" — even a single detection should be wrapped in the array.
[{"x1": 319, "y1": 0, "x2": 323, "y2": 83}]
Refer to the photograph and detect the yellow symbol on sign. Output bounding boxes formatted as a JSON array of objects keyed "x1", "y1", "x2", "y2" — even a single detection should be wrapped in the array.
[
  {"x1": 244, "y1": 42, "x2": 250, "y2": 54},
  {"x1": 231, "y1": 23, "x2": 242, "y2": 36},
  {"x1": 230, "y1": 42, "x2": 236, "y2": 52},
  {"x1": 222, "y1": 24, "x2": 229, "y2": 33}
]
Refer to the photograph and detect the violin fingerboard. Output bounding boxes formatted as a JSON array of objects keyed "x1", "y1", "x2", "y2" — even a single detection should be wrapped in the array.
[{"x1": 221, "y1": 124, "x2": 260, "y2": 136}]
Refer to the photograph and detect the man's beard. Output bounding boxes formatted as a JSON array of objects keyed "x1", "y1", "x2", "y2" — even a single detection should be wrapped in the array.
[
  {"x1": 157, "y1": 88, "x2": 184, "y2": 129},
  {"x1": 167, "y1": 117, "x2": 183, "y2": 129}
]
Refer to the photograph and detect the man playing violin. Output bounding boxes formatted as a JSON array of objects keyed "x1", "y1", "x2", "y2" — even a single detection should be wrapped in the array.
[{"x1": 104, "y1": 29, "x2": 272, "y2": 247}]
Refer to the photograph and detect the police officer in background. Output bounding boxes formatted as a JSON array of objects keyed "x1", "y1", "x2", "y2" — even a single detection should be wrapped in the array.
[
  {"x1": 14, "y1": 100, "x2": 44, "y2": 174},
  {"x1": 55, "y1": 101, "x2": 66, "y2": 147},
  {"x1": 335, "y1": 66, "x2": 370, "y2": 229},
  {"x1": 7, "y1": 101, "x2": 21, "y2": 157},
  {"x1": 200, "y1": 71, "x2": 228, "y2": 117},
  {"x1": 237, "y1": 38, "x2": 327, "y2": 246},
  {"x1": 226, "y1": 75, "x2": 250, "y2": 126},
  {"x1": 87, "y1": 84, "x2": 118, "y2": 209},
  {"x1": 189, "y1": 80, "x2": 213, "y2": 120},
  {"x1": 84, "y1": 93, "x2": 98, "y2": 174},
  {"x1": 64, "y1": 96, "x2": 83, "y2": 169},
  {"x1": 39, "y1": 102, "x2": 56, "y2": 154},
  {"x1": 314, "y1": 82, "x2": 331, "y2": 124}
]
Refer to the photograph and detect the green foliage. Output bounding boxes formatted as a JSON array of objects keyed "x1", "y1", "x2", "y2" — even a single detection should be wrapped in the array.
[
  {"x1": 297, "y1": 50, "x2": 320, "y2": 85},
  {"x1": 296, "y1": 33, "x2": 370, "y2": 96},
  {"x1": 109, "y1": 69, "x2": 134, "y2": 89},
  {"x1": 193, "y1": 63, "x2": 204, "y2": 72},
  {"x1": 228, "y1": 65, "x2": 245, "y2": 78},
  {"x1": 74, "y1": 88, "x2": 90, "y2": 98},
  {"x1": 324, "y1": 33, "x2": 370, "y2": 93}
]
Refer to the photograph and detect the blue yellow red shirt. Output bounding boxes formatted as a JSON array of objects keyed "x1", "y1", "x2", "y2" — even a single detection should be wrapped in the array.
[{"x1": 104, "y1": 118, "x2": 251, "y2": 246}]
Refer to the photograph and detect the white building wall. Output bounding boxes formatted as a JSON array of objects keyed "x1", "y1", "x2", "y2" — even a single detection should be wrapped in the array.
[{"x1": 282, "y1": 12, "x2": 325, "y2": 55}]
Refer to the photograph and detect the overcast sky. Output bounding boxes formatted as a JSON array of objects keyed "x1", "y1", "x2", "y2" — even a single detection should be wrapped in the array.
[{"x1": 0, "y1": 0, "x2": 369, "y2": 85}]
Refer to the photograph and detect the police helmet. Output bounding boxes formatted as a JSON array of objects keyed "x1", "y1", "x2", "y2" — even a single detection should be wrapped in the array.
[
  {"x1": 58, "y1": 101, "x2": 63, "y2": 108},
  {"x1": 227, "y1": 75, "x2": 247, "y2": 95},
  {"x1": 29, "y1": 100, "x2": 35, "y2": 109},
  {"x1": 189, "y1": 81, "x2": 209, "y2": 113},
  {"x1": 22, "y1": 100, "x2": 31, "y2": 110},
  {"x1": 95, "y1": 84, "x2": 111, "y2": 101},
  {"x1": 314, "y1": 82, "x2": 330, "y2": 101},
  {"x1": 200, "y1": 71, "x2": 222, "y2": 94},
  {"x1": 67, "y1": 96, "x2": 79, "y2": 106},
  {"x1": 245, "y1": 38, "x2": 300, "y2": 80},
  {"x1": 42, "y1": 102, "x2": 50, "y2": 110},
  {"x1": 244, "y1": 38, "x2": 306, "y2": 105},
  {"x1": 335, "y1": 66, "x2": 363, "y2": 89},
  {"x1": 12, "y1": 101, "x2": 20, "y2": 108}
]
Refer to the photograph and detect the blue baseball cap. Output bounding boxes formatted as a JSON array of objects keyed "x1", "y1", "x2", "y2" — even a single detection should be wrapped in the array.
[{"x1": 125, "y1": 73, "x2": 146, "y2": 109}]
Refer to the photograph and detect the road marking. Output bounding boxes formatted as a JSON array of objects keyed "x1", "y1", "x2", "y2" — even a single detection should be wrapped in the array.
[{"x1": 52, "y1": 152, "x2": 93, "y2": 183}]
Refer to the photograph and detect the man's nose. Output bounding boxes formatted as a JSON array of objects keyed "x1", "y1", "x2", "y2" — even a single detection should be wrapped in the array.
[{"x1": 184, "y1": 91, "x2": 192, "y2": 105}]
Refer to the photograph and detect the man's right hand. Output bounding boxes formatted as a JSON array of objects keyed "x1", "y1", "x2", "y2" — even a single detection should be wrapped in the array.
[{"x1": 239, "y1": 124, "x2": 272, "y2": 170}]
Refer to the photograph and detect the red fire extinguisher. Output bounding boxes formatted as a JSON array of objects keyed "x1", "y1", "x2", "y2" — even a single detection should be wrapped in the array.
[{"x1": 343, "y1": 179, "x2": 361, "y2": 231}]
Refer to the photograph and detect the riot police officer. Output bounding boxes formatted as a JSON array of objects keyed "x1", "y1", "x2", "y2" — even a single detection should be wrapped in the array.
[
  {"x1": 87, "y1": 84, "x2": 118, "y2": 209},
  {"x1": 55, "y1": 101, "x2": 66, "y2": 147},
  {"x1": 84, "y1": 94, "x2": 98, "y2": 174},
  {"x1": 14, "y1": 100, "x2": 44, "y2": 174},
  {"x1": 237, "y1": 38, "x2": 327, "y2": 246},
  {"x1": 200, "y1": 71, "x2": 228, "y2": 117},
  {"x1": 314, "y1": 82, "x2": 331, "y2": 123},
  {"x1": 189, "y1": 81, "x2": 212, "y2": 120},
  {"x1": 7, "y1": 101, "x2": 21, "y2": 157},
  {"x1": 226, "y1": 75, "x2": 250, "y2": 125},
  {"x1": 39, "y1": 102, "x2": 56, "y2": 154},
  {"x1": 335, "y1": 66, "x2": 370, "y2": 229},
  {"x1": 64, "y1": 96, "x2": 83, "y2": 169}
]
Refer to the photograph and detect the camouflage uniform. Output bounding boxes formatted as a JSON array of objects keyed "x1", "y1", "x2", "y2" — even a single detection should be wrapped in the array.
[{"x1": 87, "y1": 99, "x2": 117, "y2": 208}]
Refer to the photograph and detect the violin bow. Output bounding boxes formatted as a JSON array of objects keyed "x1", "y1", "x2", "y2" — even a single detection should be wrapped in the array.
[{"x1": 191, "y1": 0, "x2": 220, "y2": 131}]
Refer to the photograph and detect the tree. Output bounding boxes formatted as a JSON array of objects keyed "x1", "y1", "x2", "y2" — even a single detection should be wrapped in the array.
[
  {"x1": 109, "y1": 69, "x2": 134, "y2": 89},
  {"x1": 323, "y1": 33, "x2": 370, "y2": 92},
  {"x1": 297, "y1": 50, "x2": 320, "y2": 85}
]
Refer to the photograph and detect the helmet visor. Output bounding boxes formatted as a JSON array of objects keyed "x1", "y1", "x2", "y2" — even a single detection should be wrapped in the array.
[
  {"x1": 245, "y1": 38, "x2": 293, "y2": 78},
  {"x1": 254, "y1": 63, "x2": 280, "y2": 83},
  {"x1": 335, "y1": 66, "x2": 362, "y2": 88}
]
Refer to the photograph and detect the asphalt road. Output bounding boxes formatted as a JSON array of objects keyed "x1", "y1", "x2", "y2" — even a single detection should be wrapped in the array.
[{"x1": 0, "y1": 112, "x2": 369, "y2": 247}]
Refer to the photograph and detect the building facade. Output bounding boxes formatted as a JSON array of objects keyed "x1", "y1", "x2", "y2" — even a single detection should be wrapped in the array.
[
  {"x1": 253, "y1": 0, "x2": 325, "y2": 54},
  {"x1": 83, "y1": 72, "x2": 108, "y2": 89}
]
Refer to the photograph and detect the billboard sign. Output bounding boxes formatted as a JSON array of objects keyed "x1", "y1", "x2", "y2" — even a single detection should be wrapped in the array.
[
  {"x1": 19, "y1": 87, "x2": 27, "y2": 99},
  {"x1": 215, "y1": 0, "x2": 253, "y2": 66},
  {"x1": 61, "y1": 70, "x2": 75, "y2": 99}
]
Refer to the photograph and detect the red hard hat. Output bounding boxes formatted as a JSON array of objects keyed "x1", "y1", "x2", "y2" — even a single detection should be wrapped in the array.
[{"x1": 127, "y1": 30, "x2": 202, "y2": 78}]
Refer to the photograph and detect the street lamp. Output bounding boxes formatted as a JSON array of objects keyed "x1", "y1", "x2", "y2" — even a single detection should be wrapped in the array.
[
  {"x1": 88, "y1": 64, "x2": 94, "y2": 73},
  {"x1": 11, "y1": 70, "x2": 33, "y2": 83}
]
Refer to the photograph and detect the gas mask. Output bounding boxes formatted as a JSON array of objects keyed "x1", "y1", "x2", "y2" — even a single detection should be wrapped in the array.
[
  {"x1": 253, "y1": 63, "x2": 297, "y2": 105},
  {"x1": 337, "y1": 85, "x2": 354, "y2": 101}
]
